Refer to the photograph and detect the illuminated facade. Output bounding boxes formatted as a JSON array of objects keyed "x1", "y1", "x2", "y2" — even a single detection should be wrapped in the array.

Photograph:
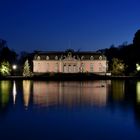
[{"x1": 33, "y1": 50, "x2": 108, "y2": 74}]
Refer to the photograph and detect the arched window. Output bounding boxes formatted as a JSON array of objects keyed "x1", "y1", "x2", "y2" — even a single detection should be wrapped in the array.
[
  {"x1": 81, "y1": 56, "x2": 84, "y2": 60},
  {"x1": 99, "y1": 56, "x2": 102, "y2": 60},
  {"x1": 37, "y1": 56, "x2": 41, "y2": 60},
  {"x1": 46, "y1": 56, "x2": 49, "y2": 60},
  {"x1": 90, "y1": 56, "x2": 94, "y2": 60},
  {"x1": 55, "y1": 56, "x2": 58, "y2": 60}
]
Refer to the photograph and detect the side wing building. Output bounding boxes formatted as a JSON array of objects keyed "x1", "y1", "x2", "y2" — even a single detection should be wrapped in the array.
[{"x1": 33, "y1": 50, "x2": 108, "y2": 75}]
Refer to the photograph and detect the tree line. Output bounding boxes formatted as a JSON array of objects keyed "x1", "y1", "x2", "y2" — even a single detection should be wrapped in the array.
[
  {"x1": 0, "y1": 39, "x2": 33, "y2": 76},
  {"x1": 1, "y1": 29, "x2": 140, "y2": 76},
  {"x1": 98, "y1": 29, "x2": 140, "y2": 75}
]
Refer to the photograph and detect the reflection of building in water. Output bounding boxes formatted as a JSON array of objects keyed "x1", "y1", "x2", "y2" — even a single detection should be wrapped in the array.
[
  {"x1": 0, "y1": 81, "x2": 11, "y2": 107},
  {"x1": 111, "y1": 80, "x2": 125, "y2": 101},
  {"x1": 23, "y1": 80, "x2": 31, "y2": 108},
  {"x1": 12, "y1": 81, "x2": 17, "y2": 104},
  {"x1": 33, "y1": 81, "x2": 110, "y2": 107},
  {"x1": 61, "y1": 82, "x2": 81, "y2": 107},
  {"x1": 33, "y1": 82, "x2": 59, "y2": 107},
  {"x1": 81, "y1": 81, "x2": 109, "y2": 106}
]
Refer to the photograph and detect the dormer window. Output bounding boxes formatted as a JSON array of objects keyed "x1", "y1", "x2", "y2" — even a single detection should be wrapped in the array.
[
  {"x1": 81, "y1": 56, "x2": 84, "y2": 60},
  {"x1": 68, "y1": 52, "x2": 72, "y2": 56},
  {"x1": 37, "y1": 56, "x2": 41, "y2": 60},
  {"x1": 90, "y1": 56, "x2": 94, "y2": 60},
  {"x1": 46, "y1": 56, "x2": 49, "y2": 60},
  {"x1": 55, "y1": 56, "x2": 58, "y2": 60},
  {"x1": 99, "y1": 56, "x2": 102, "y2": 60}
]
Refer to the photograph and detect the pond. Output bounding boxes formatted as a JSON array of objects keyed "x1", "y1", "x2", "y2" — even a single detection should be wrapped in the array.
[{"x1": 0, "y1": 80, "x2": 140, "y2": 140}]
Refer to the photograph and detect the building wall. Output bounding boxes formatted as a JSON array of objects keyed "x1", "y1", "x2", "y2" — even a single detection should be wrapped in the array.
[
  {"x1": 80, "y1": 60, "x2": 106, "y2": 73},
  {"x1": 33, "y1": 59, "x2": 107, "y2": 74}
]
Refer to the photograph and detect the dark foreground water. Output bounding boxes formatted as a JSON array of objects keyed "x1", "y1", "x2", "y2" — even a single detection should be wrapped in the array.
[{"x1": 0, "y1": 80, "x2": 140, "y2": 140}]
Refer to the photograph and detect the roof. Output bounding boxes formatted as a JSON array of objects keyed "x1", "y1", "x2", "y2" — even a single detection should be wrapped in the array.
[{"x1": 33, "y1": 50, "x2": 106, "y2": 60}]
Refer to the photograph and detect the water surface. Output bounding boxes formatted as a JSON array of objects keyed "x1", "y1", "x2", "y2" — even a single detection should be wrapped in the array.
[{"x1": 0, "y1": 80, "x2": 140, "y2": 140}]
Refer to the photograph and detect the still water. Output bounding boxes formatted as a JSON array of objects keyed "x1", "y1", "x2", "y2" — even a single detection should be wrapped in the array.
[{"x1": 0, "y1": 80, "x2": 140, "y2": 140}]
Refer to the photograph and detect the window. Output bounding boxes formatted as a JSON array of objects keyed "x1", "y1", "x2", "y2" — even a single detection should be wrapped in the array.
[
  {"x1": 73, "y1": 65, "x2": 77, "y2": 72},
  {"x1": 46, "y1": 63, "x2": 49, "y2": 72},
  {"x1": 64, "y1": 65, "x2": 67, "y2": 73},
  {"x1": 81, "y1": 63, "x2": 85, "y2": 72},
  {"x1": 55, "y1": 56, "x2": 58, "y2": 60},
  {"x1": 68, "y1": 52, "x2": 72, "y2": 57},
  {"x1": 68, "y1": 65, "x2": 71, "y2": 73},
  {"x1": 46, "y1": 56, "x2": 49, "y2": 60},
  {"x1": 90, "y1": 56, "x2": 94, "y2": 60},
  {"x1": 99, "y1": 63, "x2": 102, "y2": 72},
  {"x1": 37, "y1": 56, "x2": 41, "y2": 60},
  {"x1": 90, "y1": 63, "x2": 93, "y2": 72},
  {"x1": 99, "y1": 56, "x2": 102, "y2": 60},
  {"x1": 55, "y1": 63, "x2": 58, "y2": 72},
  {"x1": 81, "y1": 56, "x2": 84, "y2": 60}
]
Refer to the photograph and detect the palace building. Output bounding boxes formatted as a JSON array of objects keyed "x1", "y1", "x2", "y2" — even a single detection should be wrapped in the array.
[{"x1": 33, "y1": 49, "x2": 108, "y2": 74}]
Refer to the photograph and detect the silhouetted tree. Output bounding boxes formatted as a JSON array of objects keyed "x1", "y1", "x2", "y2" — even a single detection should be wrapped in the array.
[
  {"x1": 133, "y1": 29, "x2": 140, "y2": 47},
  {"x1": 0, "y1": 47, "x2": 17, "y2": 63},
  {"x1": 0, "y1": 39, "x2": 18, "y2": 64},
  {"x1": 0, "y1": 39, "x2": 7, "y2": 49},
  {"x1": 98, "y1": 29, "x2": 140, "y2": 75}
]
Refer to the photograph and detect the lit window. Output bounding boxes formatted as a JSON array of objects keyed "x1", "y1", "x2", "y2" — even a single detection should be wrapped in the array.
[
  {"x1": 99, "y1": 56, "x2": 102, "y2": 60},
  {"x1": 81, "y1": 63, "x2": 85, "y2": 72},
  {"x1": 81, "y1": 56, "x2": 84, "y2": 60},
  {"x1": 46, "y1": 56, "x2": 49, "y2": 60},
  {"x1": 55, "y1": 63, "x2": 58, "y2": 72},
  {"x1": 90, "y1": 63, "x2": 93, "y2": 72},
  {"x1": 37, "y1": 56, "x2": 40, "y2": 60},
  {"x1": 55, "y1": 56, "x2": 58, "y2": 60},
  {"x1": 99, "y1": 63, "x2": 102, "y2": 72},
  {"x1": 47, "y1": 63, "x2": 49, "y2": 72},
  {"x1": 90, "y1": 56, "x2": 94, "y2": 60}
]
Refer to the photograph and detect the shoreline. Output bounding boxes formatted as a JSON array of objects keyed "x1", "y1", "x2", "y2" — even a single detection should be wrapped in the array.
[{"x1": 0, "y1": 74, "x2": 139, "y2": 81}]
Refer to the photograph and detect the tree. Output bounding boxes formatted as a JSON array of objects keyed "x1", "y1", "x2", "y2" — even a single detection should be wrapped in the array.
[
  {"x1": 0, "y1": 47, "x2": 17, "y2": 63},
  {"x1": 133, "y1": 29, "x2": 140, "y2": 47},
  {"x1": 0, "y1": 61, "x2": 11, "y2": 76},
  {"x1": 0, "y1": 39, "x2": 7, "y2": 49},
  {"x1": 111, "y1": 58, "x2": 126, "y2": 76},
  {"x1": 23, "y1": 59, "x2": 31, "y2": 77}
]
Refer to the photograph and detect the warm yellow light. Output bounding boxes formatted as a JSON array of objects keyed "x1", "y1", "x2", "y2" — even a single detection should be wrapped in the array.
[
  {"x1": 13, "y1": 81, "x2": 17, "y2": 104},
  {"x1": 1, "y1": 81, "x2": 11, "y2": 107},
  {"x1": 136, "y1": 63, "x2": 140, "y2": 71},
  {"x1": 136, "y1": 82, "x2": 140, "y2": 103},
  {"x1": 12, "y1": 65, "x2": 17, "y2": 70},
  {"x1": 23, "y1": 80, "x2": 31, "y2": 108}
]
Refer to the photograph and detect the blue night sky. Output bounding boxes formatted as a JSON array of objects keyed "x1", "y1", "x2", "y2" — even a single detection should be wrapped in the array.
[{"x1": 0, "y1": 0, "x2": 140, "y2": 53}]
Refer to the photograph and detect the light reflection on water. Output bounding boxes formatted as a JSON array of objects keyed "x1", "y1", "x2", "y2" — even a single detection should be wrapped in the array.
[
  {"x1": 33, "y1": 81, "x2": 109, "y2": 108},
  {"x1": 0, "y1": 80, "x2": 139, "y2": 108},
  {"x1": 0, "y1": 80, "x2": 140, "y2": 140},
  {"x1": 13, "y1": 81, "x2": 17, "y2": 104},
  {"x1": 23, "y1": 80, "x2": 31, "y2": 108},
  {"x1": 136, "y1": 82, "x2": 140, "y2": 103},
  {"x1": 0, "y1": 81, "x2": 11, "y2": 108}
]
